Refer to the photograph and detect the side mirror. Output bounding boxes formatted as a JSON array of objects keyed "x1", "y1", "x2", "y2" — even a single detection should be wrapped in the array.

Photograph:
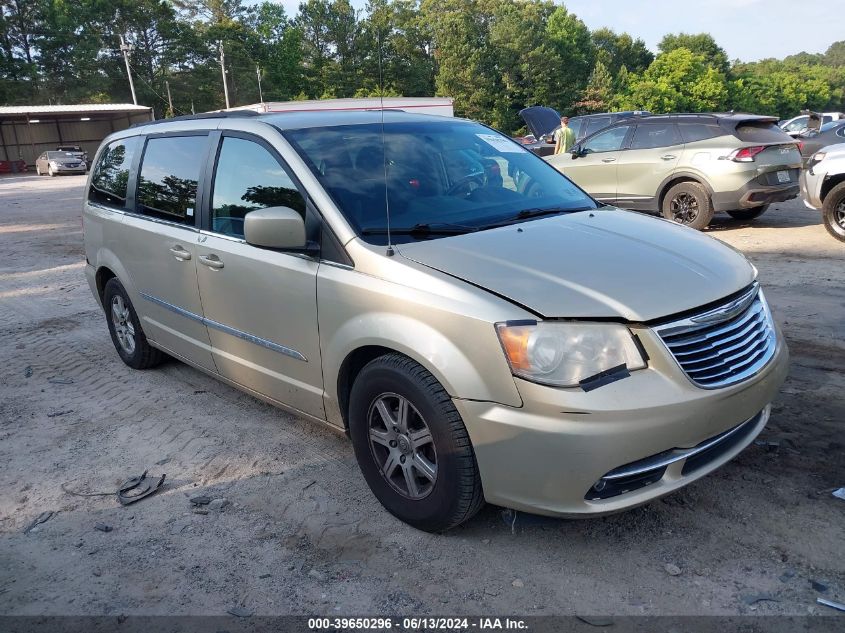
[
  {"x1": 570, "y1": 146, "x2": 581, "y2": 159},
  {"x1": 244, "y1": 206, "x2": 307, "y2": 250}
]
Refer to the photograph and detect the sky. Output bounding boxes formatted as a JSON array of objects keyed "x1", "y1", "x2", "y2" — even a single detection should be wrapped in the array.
[{"x1": 264, "y1": 0, "x2": 844, "y2": 63}]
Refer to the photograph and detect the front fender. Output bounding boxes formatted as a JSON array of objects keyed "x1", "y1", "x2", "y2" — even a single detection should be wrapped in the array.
[{"x1": 317, "y1": 262, "x2": 527, "y2": 428}]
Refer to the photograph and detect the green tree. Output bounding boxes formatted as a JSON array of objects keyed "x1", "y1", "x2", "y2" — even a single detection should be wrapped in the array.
[
  {"x1": 658, "y1": 32, "x2": 729, "y2": 74},
  {"x1": 619, "y1": 48, "x2": 728, "y2": 113},
  {"x1": 574, "y1": 60, "x2": 612, "y2": 113},
  {"x1": 591, "y1": 27, "x2": 652, "y2": 76}
]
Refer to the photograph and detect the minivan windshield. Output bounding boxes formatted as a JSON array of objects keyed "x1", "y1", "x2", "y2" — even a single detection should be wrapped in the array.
[{"x1": 284, "y1": 119, "x2": 597, "y2": 244}]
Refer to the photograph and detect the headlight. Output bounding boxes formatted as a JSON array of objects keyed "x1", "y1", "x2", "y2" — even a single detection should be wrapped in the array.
[
  {"x1": 49, "y1": 161, "x2": 58, "y2": 168},
  {"x1": 811, "y1": 151, "x2": 826, "y2": 163},
  {"x1": 495, "y1": 321, "x2": 646, "y2": 387}
]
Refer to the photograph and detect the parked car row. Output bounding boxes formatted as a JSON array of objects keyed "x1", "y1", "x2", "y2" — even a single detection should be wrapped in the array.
[
  {"x1": 544, "y1": 113, "x2": 802, "y2": 230},
  {"x1": 516, "y1": 107, "x2": 650, "y2": 156}
]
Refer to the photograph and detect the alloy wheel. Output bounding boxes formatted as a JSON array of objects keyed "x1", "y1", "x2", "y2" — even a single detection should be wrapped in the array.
[
  {"x1": 836, "y1": 199, "x2": 845, "y2": 230},
  {"x1": 111, "y1": 295, "x2": 136, "y2": 355},
  {"x1": 670, "y1": 192, "x2": 699, "y2": 224},
  {"x1": 367, "y1": 392, "x2": 438, "y2": 499}
]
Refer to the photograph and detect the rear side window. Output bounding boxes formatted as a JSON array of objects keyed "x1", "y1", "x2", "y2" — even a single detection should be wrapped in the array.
[
  {"x1": 631, "y1": 123, "x2": 682, "y2": 149},
  {"x1": 678, "y1": 123, "x2": 723, "y2": 143},
  {"x1": 583, "y1": 116, "x2": 611, "y2": 138},
  {"x1": 211, "y1": 137, "x2": 306, "y2": 238},
  {"x1": 88, "y1": 137, "x2": 140, "y2": 208},
  {"x1": 734, "y1": 123, "x2": 792, "y2": 143},
  {"x1": 837, "y1": 127, "x2": 845, "y2": 138},
  {"x1": 136, "y1": 135, "x2": 207, "y2": 224}
]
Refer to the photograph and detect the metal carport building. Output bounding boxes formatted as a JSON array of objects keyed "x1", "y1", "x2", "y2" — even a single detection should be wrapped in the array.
[{"x1": 0, "y1": 104, "x2": 153, "y2": 170}]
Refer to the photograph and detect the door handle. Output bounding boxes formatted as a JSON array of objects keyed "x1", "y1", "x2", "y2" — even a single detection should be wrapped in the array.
[
  {"x1": 661, "y1": 155, "x2": 677, "y2": 160},
  {"x1": 199, "y1": 254, "x2": 224, "y2": 270},
  {"x1": 169, "y1": 245, "x2": 191, "y2": 261},
  {"x1": 601, "y1": 157, "x2": 616, "y2": 163}
]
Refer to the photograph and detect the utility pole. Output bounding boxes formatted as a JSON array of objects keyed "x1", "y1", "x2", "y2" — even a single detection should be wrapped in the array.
[
  {"x1": 119, "y1": 35, "x2": 137, "y2": 105},
  {"x1": 256, "y1": 65, "x2": 263, "y2": 105},
  {"x1": 165, "y1": 80, "x2": 174, "y2": 117},
  {"x1": 219, "y1": 43, "x2": 230, "y2": 109}
]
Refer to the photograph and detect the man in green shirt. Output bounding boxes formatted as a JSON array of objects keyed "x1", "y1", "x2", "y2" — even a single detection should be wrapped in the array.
[{"x1": 554, "y1": 116, "x2": 575, "y2": 155}]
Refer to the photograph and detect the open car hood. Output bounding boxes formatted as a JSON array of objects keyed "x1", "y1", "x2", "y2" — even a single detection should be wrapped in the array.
[
  {"x1": 398, "y1": 209, "x2": 755, "y2": 322},
  {"x1": 518, "y1": 106, "x2": 561, "y2": 139}
]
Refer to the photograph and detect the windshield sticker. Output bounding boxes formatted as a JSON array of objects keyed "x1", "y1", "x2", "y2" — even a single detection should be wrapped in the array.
[{"x1": 475, "y1": 133, "x2": 527, "y2": 154}]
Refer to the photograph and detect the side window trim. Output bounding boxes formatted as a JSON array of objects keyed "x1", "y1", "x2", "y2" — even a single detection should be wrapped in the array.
[
  {"x1": 205, "y1": 130, "x2": 352, "y2": 266},
  {"x1": 205, "y1": 131, "x2": 306, "y2": 237},
  {"x1": 88, "y1": 136, "x2": 140, "y2": 211},
  {"x1": 132, "y1": 130, "x2": 212, "y2": 230}
]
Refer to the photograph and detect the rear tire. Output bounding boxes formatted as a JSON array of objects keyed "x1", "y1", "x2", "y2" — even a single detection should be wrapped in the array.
[
  {"x1": 348, "y1": 353, "x2": 484, "y2": 532},
  {"x1": 727, "y1": 205, "x2": 769, "y2": 221},
  {"x1": 822, "y1": 182, "x2": 845, "y2": 242},
  {"x1": 661, "y1": 181, "x2": 714, "y2": 230},
  {"x1": 103, "y1": 278, "x2": 164, "y2": 370}
]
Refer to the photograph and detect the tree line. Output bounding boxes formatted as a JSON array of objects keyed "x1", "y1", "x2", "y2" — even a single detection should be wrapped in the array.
[{"x1": 2, "y1": 0, "x2": 844, "y2": 134}]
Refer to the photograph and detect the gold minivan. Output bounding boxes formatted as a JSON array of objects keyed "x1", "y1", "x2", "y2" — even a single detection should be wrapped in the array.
[{"x1": 83, "y1": 111, "x2": 788, "y2": 532}]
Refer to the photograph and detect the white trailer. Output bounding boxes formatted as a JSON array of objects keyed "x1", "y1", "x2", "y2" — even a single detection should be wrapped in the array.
[{"x1": 228, "y1": 97, "x2": 454, "y2": 118}]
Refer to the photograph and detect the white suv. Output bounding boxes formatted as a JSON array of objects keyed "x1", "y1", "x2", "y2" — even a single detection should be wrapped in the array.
[{"x1": 800, "y1": 142, "x2": 845, "y2": 241}]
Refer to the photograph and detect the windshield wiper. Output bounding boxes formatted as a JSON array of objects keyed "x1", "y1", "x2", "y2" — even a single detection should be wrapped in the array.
[
  {"x1": 480, "y1": 206, "x2": 592, "y2": 229},
  {"x1": 361, "y1": 222, "x2": 479, "y2": 236}
]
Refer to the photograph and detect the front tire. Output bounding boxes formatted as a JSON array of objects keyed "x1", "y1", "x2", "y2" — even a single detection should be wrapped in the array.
[
  {"x1": 727, "y1": 205, "x2": 769, "y2": 221},
  {"x1": 348, "y1": 353, "x2": 484, "y2": 532},
  {"x1": 103, "y1": 278, "x2": 164, "y2": 369},
  {"x1": 822, "y1": 182, "x2": 845, "y2": 242},
  {"x1": 661, "y1": 181, "x2": 714, "y2": 230}
]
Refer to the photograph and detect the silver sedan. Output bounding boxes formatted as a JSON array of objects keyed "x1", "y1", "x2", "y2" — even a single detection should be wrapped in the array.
[{"x1": 35, "y1": 151, "x2": 87, "y2": 176}]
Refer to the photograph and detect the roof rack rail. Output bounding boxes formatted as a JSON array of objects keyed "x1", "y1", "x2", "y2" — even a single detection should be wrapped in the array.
[{"x1": 131, "y1": 110, "x2": 260, "y2": 128}]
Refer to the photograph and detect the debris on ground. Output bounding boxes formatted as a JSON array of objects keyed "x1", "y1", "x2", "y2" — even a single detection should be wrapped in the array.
[
  {"x1": 779, "y1": 569, "x2": 796, "y2": 582},
  {"x1": 47, "y1": 377, "x2": 74, "y2": 384},
  {"x1": 741, "y1": 592, "x2": 779, "y2": 605},
  {"x1": 209, "y1": 498, "x2": 229, "y2": 511},
  {"x1": 46, "y1": 410, "x2": 73, "y2": 418},
  {"x1": 189, "y1": 495, "x2": 212, "y2": 506},
  {"x1": 810, "y1": 580, "x2": 829, "y2": 592},
  {"x1": 226, "y1": 606, "x2": 253, "y2": 618},
  {"x1": 511, "y1": 579, "x2": 524, "y2": 588},
  {"x1": 24, "y1": 366, "x2": 32, "y2": 378},
  {"x1": 118, "y1": 471, "x2": 166, "y2": 506},
  {"x1": 61, "y1": 470, "x2": 166, "y2": 506},
  {"x1": 664, "y1": 563, "x2": 682, "y2": 576},
  {"x1": 832, "y1": 488, "x2": 845, "y2": 501},
  {"x1": 817, "y1": 597, "x2": 845, "y2": 612},
  {"x1": 94, "y1": 523, "x2": 112, "y2": 533},
  {"x1": 23, "y1": 511, "x2": 54, "y2": 534}
]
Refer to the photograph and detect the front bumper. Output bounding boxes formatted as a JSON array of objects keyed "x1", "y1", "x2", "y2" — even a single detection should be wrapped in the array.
[
  {"x1": 53, "y1": 164, "x2": 87, "y2": 173},
  {"x1": 454, "y1": 326, "x2": 788, "y2": 517}
]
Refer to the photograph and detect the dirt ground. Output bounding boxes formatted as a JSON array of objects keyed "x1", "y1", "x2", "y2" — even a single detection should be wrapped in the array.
[{"x1": 0, "y1": 172, "x2": 843, "y2": 618}]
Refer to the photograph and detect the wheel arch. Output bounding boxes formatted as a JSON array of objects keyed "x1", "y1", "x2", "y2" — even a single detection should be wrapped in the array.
[
  {"x1": 657, "y1": 171, "x2": 714, "y2": 210},
  {"x1": 326, "y1": 315, "x2": 522, "y2": 431},
  {"x1": 91, "y1": 250, "x2": 139, "y2": 309},
  {"x1": 821, "y1": 173, "x2": 845, "y2": 203}
]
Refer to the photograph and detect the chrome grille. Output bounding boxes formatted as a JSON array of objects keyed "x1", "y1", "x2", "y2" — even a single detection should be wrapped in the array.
[{"x1": 655, "y1": 284, "x2": 777, "y2": 389}]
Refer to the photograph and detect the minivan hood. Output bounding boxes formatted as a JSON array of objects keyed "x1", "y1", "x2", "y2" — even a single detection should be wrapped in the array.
[
  {"x1": 519, "y1": 106, "x2": 561, "y2": 139},
  {"x1": 397, "y1": 209, "x2": 755, "y2": 322}
]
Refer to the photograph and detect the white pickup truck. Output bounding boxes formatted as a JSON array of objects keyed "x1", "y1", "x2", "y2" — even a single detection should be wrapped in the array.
[{"x1": 800, "y1": 142, "x2": 845, "y2": 241}]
